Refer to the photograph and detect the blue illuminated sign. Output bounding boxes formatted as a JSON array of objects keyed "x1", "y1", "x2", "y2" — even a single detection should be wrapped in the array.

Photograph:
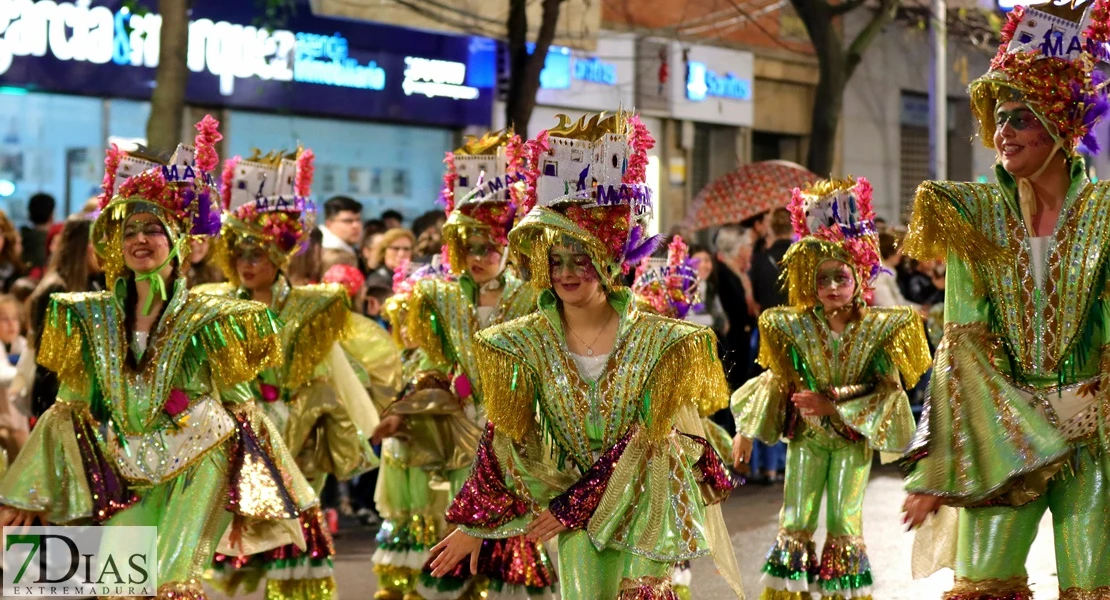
[
  {"x1": 535, "y1": 44, "x2": 618, "y2": 89},
  {"x1": 0, "y1": 0, "x2": 494, "y2": 127},
  {"x1": 686, "y1": 61, "x2": 752, "y2": 102},
  {"x1": 574, "y1": 57, "x2": 617, "y2": 85}
]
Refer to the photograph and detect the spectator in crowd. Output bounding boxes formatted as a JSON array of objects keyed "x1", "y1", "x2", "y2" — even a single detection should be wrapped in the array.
[
  {"x1": 411, "y1": 210, "x2": 446, "y2": 260},
  {"x1": 872, "y1": 232, "x2": 918, "y2": 308},
  {"x1": 686, "y1": 243, "x2": 728, "y2": 335},
  {"x1": 0, "y1": 211, "x2": 23, "y2": 292},
  {"x1": 360, "y1": 230, "x2": 385, "y2": 273},
  {"x1": 750, "y1": 208, "x2": 793, "y2": 311},
  {"x1": 185, "y1": 237, "x2": 224, "y2": 288},
  {"x1": 27, "y1": 215, "x2": 101, "y2": 419},
  {"x1": 20, "y1": 193, "x2": 54, "y2": 276},
  {"x1": 364, "y1": 218, "x2": 387, "y2": 238},
  {"x1": 742, "y1": 210, "x2": 772, "y2": 255},
  {"x1": 366, "y1": 228, "x2": 414, "y2": 287},
  {"x1": 899, "y1": 257, "x2": 939, "y2": 305},
  {"x1": 0, "y1": 294, "x2": 27, "y2": 462},
  {"x1": 288, "y1": 228, "x2": 324, "y2": 285},
  {"x1": 381, "y1": 209, "x2": 404, "y2": 230},
  {"x1": 320, "y1": 196, "x2": 364, "y2": 271},
  {"x1": 362, "y1": 283, "x2": 391, "y2": 329},
  {"x1": 874, "y1": 217, "x2": 889, "y2": 234},
  {"x1": 714, "y1": 225, "x2": 758, "y2": 389}
]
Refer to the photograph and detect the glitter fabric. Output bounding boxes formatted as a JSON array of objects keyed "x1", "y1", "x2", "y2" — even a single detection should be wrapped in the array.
[
  {"x1": 761, "y1": 531, "x2": 819, "y2": 586},
  {"x1": 264, "y1": 576, "x2": 337, "y2": 600},
  {"x1": 1060, "y1": 586, "x2": 1110, "y2": 599},
  {"x1": 617, "y1": 576, "x2": 680, "y2": 600},
  {"x1": 72, "y1": 411, "x2": 137, "y2": 522},
  {"x1": 758, "y1": 590, "x2": 812, "y2": 600},
  {"x1": 683, "y1": 432, "x2": 737, "y2": 505},
  {"x1": 226, "y1": 411, "x2": 299, "y2": 519},
  {"x1": 374, "y1": 563, "x2": 420, "y2": 599},
  {"x1": 549, "y1": 429, "x2": 633, "y2": 528},
  {"x1": 157, "y1": 579, "x2": 210, "y2": 600},
  {"x1": 446, "y1": 424, "x2": 529, "y2": 529},
  {"x1": 943, "y1": 576, "x2": 1033, "y2": 600},
  {"x1": 818, "y1": 535, "x2": 873, "y2": 594}
]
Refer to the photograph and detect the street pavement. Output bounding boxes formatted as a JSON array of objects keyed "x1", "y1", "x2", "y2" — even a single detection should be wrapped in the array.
[{"x1": 208, "y1": 465, "x2": 1062, "y2": 600}]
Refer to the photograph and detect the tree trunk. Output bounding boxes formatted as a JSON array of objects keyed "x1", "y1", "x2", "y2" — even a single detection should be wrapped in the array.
[
  {"x1": 146, "y1": 0, "x2": 190, "y2": 154},
  {"x1": 504, "y1": 0, "x2": 563, "y2": 138},
  {"x1": 806, "y1": 53, "x2": 846, "y2": 177}
]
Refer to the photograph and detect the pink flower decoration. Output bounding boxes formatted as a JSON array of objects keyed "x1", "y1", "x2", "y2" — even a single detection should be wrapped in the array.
[
  {"x1": 220, "y1": 156, "x2": 241, "y2": 210},
  {"x1": 521, "y1": 130, "x2": 550, "y2": 215},
  {"x1": 667, "y1": 235, "x2": 688, "y2": 268},
  {"x1": 441, "y1": 152, "x2": 458, "y2": 213},
  {"x1": 453, "y1": 372, "x2": 472, "y2": 399},
  {"x1": 165, "y1": 389, "x2": 190, "y2": 417},
  {"x1": 99, "y1": 144, "x2": 124, "y2": 209},
  {"x1": 623, "y1": 115, "x2": 655, "y2": 186},
  {"x1": 193, "y1": 114, "x2": 222, "y2": 173},
  {"x1": 295, "y1": 149, "x2": 315, "y2": 198},
  {"x1": 259, "y1": 383, "x2": 280, "y2": 403}
]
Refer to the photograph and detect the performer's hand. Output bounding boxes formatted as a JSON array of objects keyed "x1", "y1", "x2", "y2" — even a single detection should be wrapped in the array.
[
  {"x1": 0, "y1": 506, "x2": 42, "y2": 531},
  {"x1": 370, "y1": 415, "x2": 405, "y2": 445},
  {"x1": 791, "y1": 391, "x2": 836, "y2": 417},
  {"x1": 902, "y1": 493, "x2": 944, "y2": 530},
  {"x1": 429, "y1": 529, "x2": 482, "y2": 577},
  {"x1": 526, "y1": 510, "x2": 567, "y2": 543},
  {"x1": 228, "y1": 516, "x2": 244, "y2": 553},
  {"x1": 731, "y1": 434, "x2": 753, "y2": 470}
]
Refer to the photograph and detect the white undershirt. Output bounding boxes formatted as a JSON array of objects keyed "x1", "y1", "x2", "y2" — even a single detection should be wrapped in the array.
[
  {"x1": 570, "y1": 351, "x2": 610, "y2": 382},
  {"x1": 1030, "y1": 236, "x2": 1052, "y2": 289},
  {"x1": 133, "y1": 331, "x2": 149, "y2": 358},
  {"x1": 476, "y1": 306, "x2": 495, "y2": 329}
]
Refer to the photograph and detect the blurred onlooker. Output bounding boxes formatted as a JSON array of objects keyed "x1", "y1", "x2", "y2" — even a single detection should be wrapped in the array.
[
  {"x1": 0, "y1": 294, "x2": 27, "y2": 462},
  {"x1": 900, "y1": 258, "x2": 939, "y2": 305},
  {"x1": 27, "y1": 215, "x2": 102, "y2": 418},
  {"x1": 381, "y1": 209, "x2": 404, "y2": 230},
  {"x1": 411, "y1": 210, "x2": 446, "y2": 257},
  {"x1": 872, "y1": 232, "x2": 917, "y2": 308},
  {"x1": 288, "y1": 228, "x2": 324, "y2": 285},
  {"x1": 686, "y1": 243, "x2": 727, "y2": 335},
  {"x1": 20, "y1": 193, "x2": 54, "y2": 276},
  {"x1": 742, "y1": 211, "x2": 771, "y2": 255},
  {"x1": 186, "y1": 237, "x2": 225, "y2": 288},
  {"x1": 362, "y1": 283, "x2": 392, "y2": 328},
  {"x1": 750, "y1": 208, "x2": 793, "y2": 311},
  {"x1": 413, "y1": 226, "x2": 441, "y2": 260},
  {"x1": 366, "y1": 228, "x2": 414, "y2": 287},
  {"x1": 0, "y1": 211, "x2": 23, "y2": 292},
  {"x1": 874, "y1": 217, "x2": 889, "y2": 234},
  {"x1": 714, "y1": 225, "x2": 757, "y2": 389},
  {"x1": 364, "y1": 218, "x2": 387, "y2": 238},
  {"x1": 320, "y1": 196, "x2": 364, "y2": 271},
  {"x1": 361, "y1": 230, "x2": 385, "y2": 272}
]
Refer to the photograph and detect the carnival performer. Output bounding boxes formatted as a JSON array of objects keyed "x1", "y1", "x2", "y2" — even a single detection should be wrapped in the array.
[
  {"x1": 370, "y1": 256, "x2": 463, "y2": 600},
  {"x1": 427, "y1": 111, "x2": 744, "y2": 600},
  {"x1": 630, "y1": 233, "x2": 735, "y2": 600},
  {"x1": 201, "y1": 148, "x2": 384, "y2": 600},
  {"x1": 370, "y1": 130, "x2": 555, "y2": 600},
  {"x1": 732, "y1": 177, "x2": 930, "y2": 600},
  {"x1": 899, "y1": 2, "x2": 1110, "y2": 598},
  {"x1": 0, "y1": 116, "x2": 317, "y2": 600}
]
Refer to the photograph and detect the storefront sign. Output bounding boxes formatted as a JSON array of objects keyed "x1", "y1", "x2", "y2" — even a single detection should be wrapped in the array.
[
  {"x1": 533, "y1": 33, "x2": 634, "y2": 111},
  {"x1": 685, "y1": 62, "x2": 752, "y2": 102},
  {"x1": 0, "y1": 0, "x2": 495, "y2": 127},
  {"x1": 635, "y1": 41, "x2": 753, "y2": 126}
]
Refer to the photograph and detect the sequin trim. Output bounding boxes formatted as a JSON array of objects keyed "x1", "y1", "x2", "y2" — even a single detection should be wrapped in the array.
[
  {"x1": 817, "y1": 535, "x2": 873, "y2": 593},
  {"x1": 157, "y1": 579, "x2": 208, "y2": 600},
  {"x1": 944, "y1": 576, "x2": 1033, "y2": 600},
  {"x1": 226, "y1": 410, "x2": 300, "y2": 519},
  {"x1": 1059, "y1": 586, "x2": 1110, "y2": 600},
  {"x1": 549, "y1": 429, "x2": 633, "y2": 529},
  {"x1": 72, "y1": 411, "x2": 137, "y2": 522},
  {"x1": 263, "y1": 576, "x2": 337, "y2": 600},
  {"x1": 762, "y1": 530, "x2": 819, "y2": 584},
  {"x1": 445, "y1": 424, "x2": 529, "y2": 529},
  {"x1": 617, "y1": 576, "x2": 679, "y2": 600},
  {"x1": 681, "y1": 432, "x2": 737, "y2": 505}
]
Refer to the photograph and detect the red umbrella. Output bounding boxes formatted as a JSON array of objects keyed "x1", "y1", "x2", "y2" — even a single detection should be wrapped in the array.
[{"x1": 682, "y1": 160, "x2": 820, "y2": 230}]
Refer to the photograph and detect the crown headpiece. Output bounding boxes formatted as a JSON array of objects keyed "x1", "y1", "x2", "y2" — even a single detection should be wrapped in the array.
[
  {"x1": 632, "y1": 235, "x2": 702, "y2": 318},
  {"x1": 511, "y1": 111, "x2": 661, "y2": 289},
  {"x1": 972, "y1": 0, "x2": 1110, "y2": 153},
  {"x1": 783, "y1": 177, "x2": 882, "y2": 306}
]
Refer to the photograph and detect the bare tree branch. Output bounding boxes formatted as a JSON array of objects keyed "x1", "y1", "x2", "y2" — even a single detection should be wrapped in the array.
[{"x1": 845, "y1": 0, "x2": 898, "y2": 77}]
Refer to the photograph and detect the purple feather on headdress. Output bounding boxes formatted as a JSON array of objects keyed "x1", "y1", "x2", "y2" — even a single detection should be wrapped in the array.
[
  {"x1": 1077, "y1": 70, "x2": 1109, "y2": 154},
  {"x1": 192, "y1": 189, "x2": 222, "y2": 236},
  {"x1": 623, "y1": 225, "x2": 664, "y2": 267}
]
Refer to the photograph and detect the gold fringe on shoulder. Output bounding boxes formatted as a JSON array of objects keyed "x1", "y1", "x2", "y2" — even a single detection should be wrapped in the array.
[
  {"x1": 755, "y1": 313, "x2": 797, "y2": 380},
  {"x1": 903, "y1": 181, "x2": 1008, "y2": 265},
  {"x1": 642, "y1": 329, "x2": 730, "y2": 440},
  {"x1": 474, "y1": 334, "x2": 536, "y2": 442},
  {"x1": 191, "y1": 298, "x2": 283, "y2": 389},
  {"x1": 885, "y1": 312, "x2": 933, "y2": 389},
  {"x1": 283, "y1": 288, "x2": 352, "y2": 390},
  {"x1": 405, "y1": 281, "x2": 450, "y2": 367},
  {"x1": 37, "y1": 297, "x2": 93, "y2": 396},
  {"x1": 191, "y1": 282, "x2": 236, "y2": 297}
]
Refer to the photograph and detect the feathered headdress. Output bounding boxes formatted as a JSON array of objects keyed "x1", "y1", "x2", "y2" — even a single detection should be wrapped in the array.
[
  {"x1": 632, "y1": 235, "x2": 702, "y2": 319},
  {"x1": 970, "y1": 0, "x2": 1110, "y2": 154},
  {"x1": 782, "y1": 176, "x2": 882, "y2": 307},
  {"x1": 92, "y1": 114, "x2": 224, "y2": 285},
  {"x1": 510, "y1": 111, "x2": 661, "y2": 289},
  {"x1": 440, "y1": 129, "x2": 524, "y2": 275},
  {"x1": 212, "y1": 146, "x2": 318, "y2": 285}
]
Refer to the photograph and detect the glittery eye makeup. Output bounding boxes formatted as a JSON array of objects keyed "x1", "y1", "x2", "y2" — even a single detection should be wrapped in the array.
[
  {"x1": 816, "y1": 267, "x2": 854, "y2": 290},
  {"x1": 995, "y1": 109, "x2": 1040, "y2": 132}
]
